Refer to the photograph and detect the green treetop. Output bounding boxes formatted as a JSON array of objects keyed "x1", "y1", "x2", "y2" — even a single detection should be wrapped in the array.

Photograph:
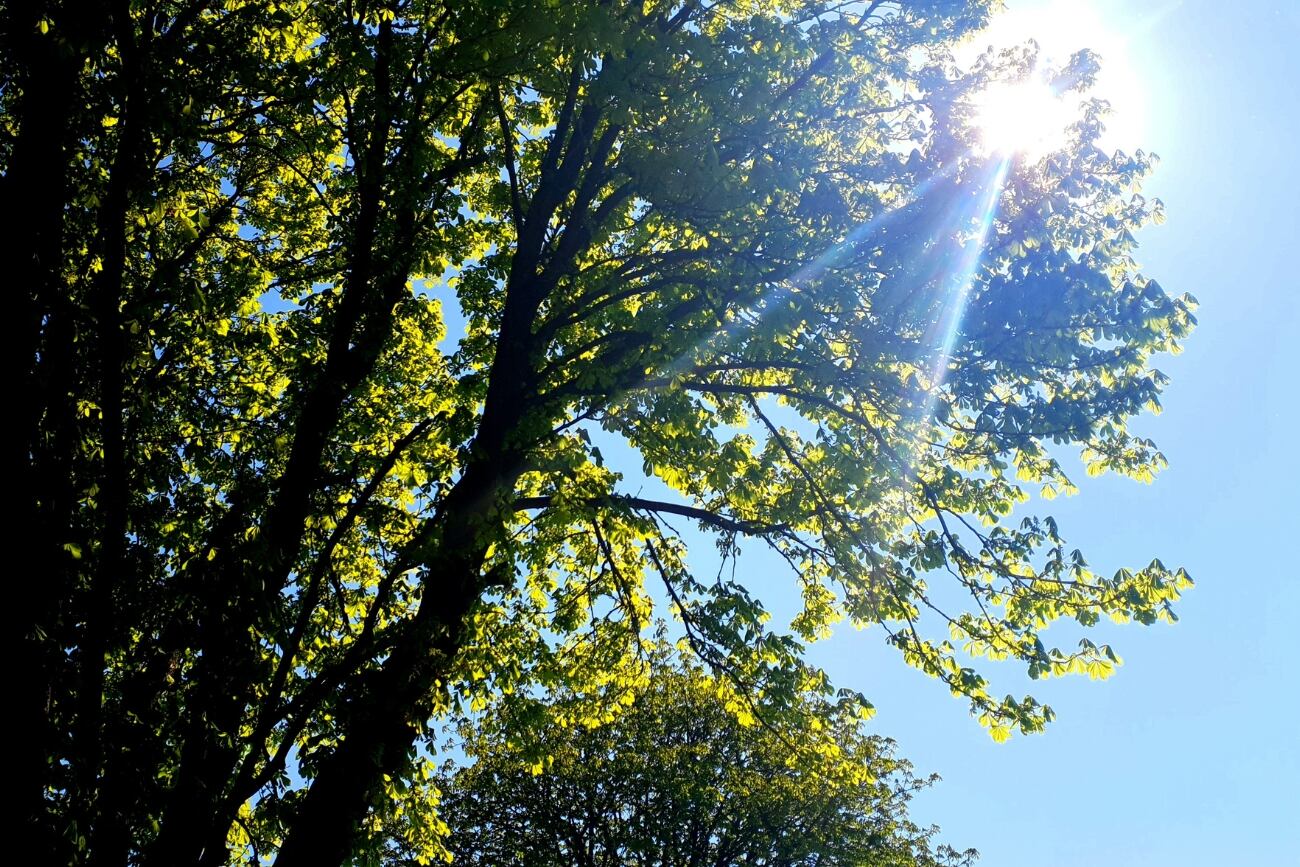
[{"x1": 437, "y1": 649, "x2": 977, "y2": 867}]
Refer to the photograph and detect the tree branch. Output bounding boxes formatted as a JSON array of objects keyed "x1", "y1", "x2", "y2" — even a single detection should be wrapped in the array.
[{"x1": 514, "y1": 494, "x2": 788, "y2": 537}]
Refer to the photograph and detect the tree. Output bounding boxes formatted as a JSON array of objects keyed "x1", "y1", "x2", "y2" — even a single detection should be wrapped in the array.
[
  {"x1": 438, "y1": 649, "x2": 977, "y2": 867},
  {"x1": 6, "y1": 0, "x2": 1195, "y2": 864}
]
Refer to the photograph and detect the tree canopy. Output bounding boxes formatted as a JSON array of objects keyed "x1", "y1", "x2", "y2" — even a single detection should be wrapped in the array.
[
  {"x1": 7, "y1": 0, "x2": 1194, "y2": 864},
  {"x1": 438, "y1": 650, "x2": 977, "y2": 867}
]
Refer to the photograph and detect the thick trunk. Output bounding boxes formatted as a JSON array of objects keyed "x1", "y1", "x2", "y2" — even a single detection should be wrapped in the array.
[
  {"x1": 271, "y1": 611, "x2": 470, "y2": 867},
  {"x1": 4, "y1": 2, "x2": 89, "y2": 854},
  {"x1": 83, "y1": 23, "x2": 150, "y2": 864},
  {"x1": 271, "y1": 112, "x2": 574, "y2": 859},
  {"x1": 273, "y1": 316, "x2": 538, "y2": 864},
  {"x1": 272, "y1": 500, "x2": 497, "y2": 867}
]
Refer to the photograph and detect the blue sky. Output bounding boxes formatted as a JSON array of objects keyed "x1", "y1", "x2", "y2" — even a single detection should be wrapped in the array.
[{"x1": 792, "y1": 1, "x2": 1298, "y2": 863}]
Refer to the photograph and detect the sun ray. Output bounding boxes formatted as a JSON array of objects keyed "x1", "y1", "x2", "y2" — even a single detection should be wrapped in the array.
[
  {"x1": 663, "y1": 160, "x2": 967, "y2": 381},
  {"x1": 652, "y1": 150, "x2": 1013, "y2": 500},
  {"x1": 919, "y1": 156, "x2": 1011, "y2": 415}
]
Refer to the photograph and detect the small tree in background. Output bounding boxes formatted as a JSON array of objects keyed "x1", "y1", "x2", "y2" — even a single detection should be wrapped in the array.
[{"x1": 438, "y1": 650, "x2": 977, "y2": 867}]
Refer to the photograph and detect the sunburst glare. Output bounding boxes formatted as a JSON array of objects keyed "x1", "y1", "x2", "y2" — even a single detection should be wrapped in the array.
[
  {"x1": 958, "y1": 0, "x2": 1180, "y2": 152},
  {"x1": 971, "y1": 78, "x2": 1074, "y2": 158}
]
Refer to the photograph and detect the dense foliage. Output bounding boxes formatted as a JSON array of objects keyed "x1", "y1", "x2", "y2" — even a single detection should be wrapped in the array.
[
  {"x1": 5, "y1": 0, "x2": 1193, "y2": 864},
  {"x1": 440, "y1": 652, "x2": 977, "y2": 867}
]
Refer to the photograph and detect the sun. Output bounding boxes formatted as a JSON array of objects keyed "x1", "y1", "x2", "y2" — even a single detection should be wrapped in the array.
[
  {"x1": 971, "y1": 77, "x2": 1076, "y2": 158},
  {"x1": 957, "y1": 0, "x2": 1166, "y2": 155}
]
